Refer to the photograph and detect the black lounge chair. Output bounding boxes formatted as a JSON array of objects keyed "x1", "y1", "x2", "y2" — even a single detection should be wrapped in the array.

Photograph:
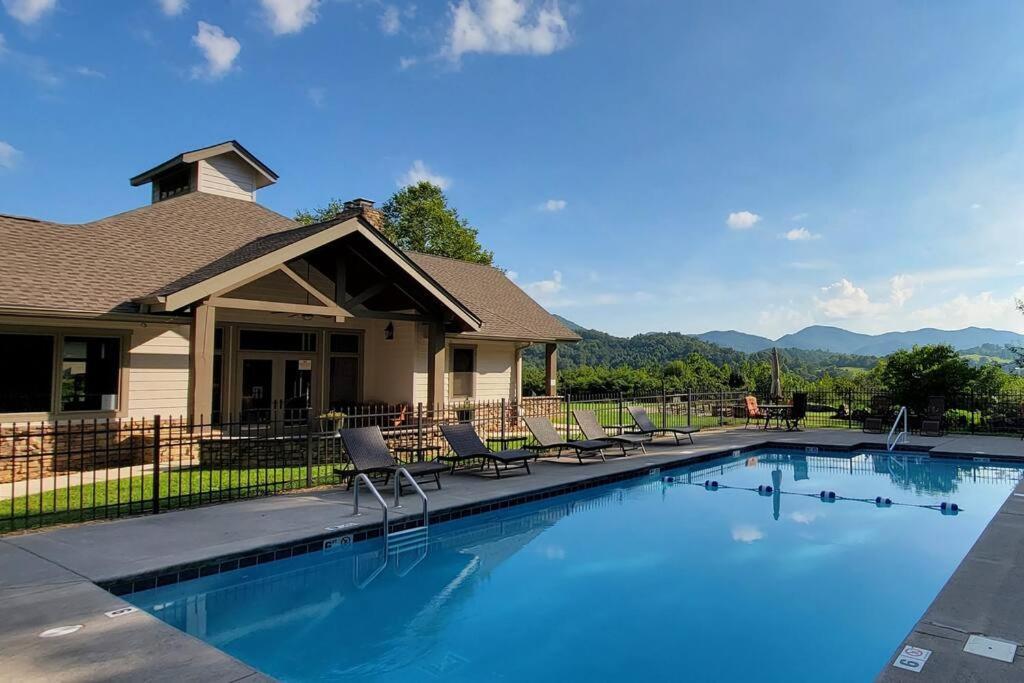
[
  {"x1": 627, "y1": 407, "x2": 700, "y2": 445},
  {"x1": 337, "y1": 426, "x2": 445, "y2": 491},
  {"x1": 785, "y1": 393, "x2": 808, "y2": 431},
  {"x1": 438, "y1": 423, "x2": 534, "y2": 478},
  {"x1": 920, "y1": 396, "x2": 945, "y2": 437},
  {"x1": 573, "y1": 409, "x2": 648, "y2": 455},
  {"x1": 863, "y1": 396, "x2": 891, "y2": 434},
  {"x1": 522, "y1": 416, "x2": 610, "y2": 463}
]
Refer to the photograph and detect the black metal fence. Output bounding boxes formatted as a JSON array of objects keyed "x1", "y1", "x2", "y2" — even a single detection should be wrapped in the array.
[{"x1": 2, "y1": 388, "x2": 1022, "y2": 532}]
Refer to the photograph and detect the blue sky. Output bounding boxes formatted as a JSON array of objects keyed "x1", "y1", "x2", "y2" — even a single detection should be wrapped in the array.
[{"x1": 1, "y1": 0, "x2": 1023, "y2": 338}]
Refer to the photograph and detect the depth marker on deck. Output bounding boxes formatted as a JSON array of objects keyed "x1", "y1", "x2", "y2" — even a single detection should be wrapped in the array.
[{"x1": 892, "y1": 645, "x2": 931, "y2": 673}]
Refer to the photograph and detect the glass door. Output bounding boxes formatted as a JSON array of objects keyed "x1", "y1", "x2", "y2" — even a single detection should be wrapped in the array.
[
  {"x1": 240, "y1": 358, "x2": 274, "y2": 423},
  {"x1": 282, "y1": 358, "x2": 313, "y2": 425}
]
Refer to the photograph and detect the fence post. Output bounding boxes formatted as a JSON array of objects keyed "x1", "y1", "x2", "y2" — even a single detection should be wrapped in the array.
[
  {"x1": 847, "y1": 390, "x2": 853, "y2": 431},
  {"x1": 618, "y1": 391, "x2": 624, "y2": 431},
  {"x1": 151, "y1": 414, "x2": 161, "y2": 515},
  {"x1": 565, "y1": 392, "x2": 572, "y2": 441},
  {"x1": 687, "y1": 388, "x2": 693, "y2": 427},
  {"x1": 501, "y1": 397, "x2": 507, "y2": 442},
  {"x1": 970, "y1": 390, "x2": 975, "y2": 434},
  {"x1": 305, "y1": 413, "x2": 314, "y2": 488},
  {"x1": 720, "y1": 390, "x2": 725, "y2": 427},
  {"x1": 661, "y1": 382, "x2": 667, "y2": 429},
  {"x1": 417, "y1": 402, "x2": 424, "y2": 457}
]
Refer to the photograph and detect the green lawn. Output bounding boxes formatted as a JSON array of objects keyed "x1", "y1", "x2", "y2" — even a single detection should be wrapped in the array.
[{"x1": 1, "y1": 464, "x2": 344, "y2": 532}]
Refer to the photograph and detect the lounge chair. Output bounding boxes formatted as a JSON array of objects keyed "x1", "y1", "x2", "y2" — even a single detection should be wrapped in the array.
[
  {"x1": 920, "y1": 396, "x2": 945, "y2": 437},
  {"x1": 438, "y1": 423, "x2": 534, "y2": 477},
  {"x1": 523, "y1": 416, "x2": 611, "y2": 463},
  {"x1": 573, "y1": 409, "x2": 648, "y2": 455},
  {"x1": 863, "y1": 396, "x2": 891, "y2": 433},
  {"x1": 337, "y1": 426, "x2": 445, "y2": 491},
  {"x1": 627, "y1": 407, "x2": 699, "y2": 445},
  {"x1": 744, "y1": 396, "x2": 766, "y2": 429},
  {"x1": 785, "y1": 393, "x2": 808, "y2": 431}
]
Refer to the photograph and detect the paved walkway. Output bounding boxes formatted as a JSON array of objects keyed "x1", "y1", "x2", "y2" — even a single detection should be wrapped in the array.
[{"x1": 3, "y1": 429, "x2": 1024, "y2": 682}]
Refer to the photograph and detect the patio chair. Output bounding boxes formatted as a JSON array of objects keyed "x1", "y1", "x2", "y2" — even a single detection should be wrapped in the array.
[
  {"x1": 573, "y1": 409, "x2": 648, "y2": 455},
  {"x1": 337, "y1": 426, "x2": 445, "y2": 491},
  {"x1": 627, "y1": 407, "x2": 700, "y2": 445},
  {"x1": 744, "y1": 396, "x2": 765, "y2": 429},
  {"x1": 522, "y1": 416, "x2": 611, "y2": 463},
  {"x1": 920, "y1": 396, "x2": 945, "y2": 437},
  {"x1": 863, "y1": 396, "x2": 891, "y2": 433},
  {"x1": 785, "y1": 393, "x2": 808, "y2": 431},
  {"x1": 438, "y1": 423, "x2": 534, "y2": 478}
]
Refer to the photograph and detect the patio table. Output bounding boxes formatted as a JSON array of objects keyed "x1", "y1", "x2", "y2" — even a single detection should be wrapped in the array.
[{"x1": 759, "y1": 404, "x2": 792, "y2": 431}]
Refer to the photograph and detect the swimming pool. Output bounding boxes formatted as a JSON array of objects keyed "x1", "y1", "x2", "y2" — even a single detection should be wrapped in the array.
[{"x1": 129, "y1": 449, "x2": 1023, "y2": 682}]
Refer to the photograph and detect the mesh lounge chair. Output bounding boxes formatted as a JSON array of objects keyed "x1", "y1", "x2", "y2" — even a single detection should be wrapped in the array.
[
  {"x1": 920, "y1": 396, "x2": 945, "y2": 437},
  {"x1": 863, "y1": 396, "x2": 891, "y2": 434},
  {"x1": 785, "y1": 393, "x2": 808, "y2": 431},
  {"x1": 337, "y1": 426, "x2": 445, "y2": 491},
  {"x1": 438, "y1": 423, "x2": 534, "y2": 478},
  {"x1": 573, "y1": 409, "x2": 648, "y2": 455},
  {"x1": 627, "y1": 407, "x2": 699, "y2": 445},
  {"x1": 744, "y1": 396, "x2": 766, "y2": 429},
  {"x1": 523, "y1": 416, "x2": 611, "y2": 463}
]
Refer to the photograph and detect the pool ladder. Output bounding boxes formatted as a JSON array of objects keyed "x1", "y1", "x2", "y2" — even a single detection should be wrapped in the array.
[
  {"x1": 350, "y1": 469, "x2": 430, "y2": 587},
  {"x1": 887, "y1": 406, "x2": 909, "y2": 451}
]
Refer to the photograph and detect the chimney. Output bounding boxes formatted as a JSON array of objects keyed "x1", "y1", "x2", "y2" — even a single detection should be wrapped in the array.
[{"x1": 345, "y1": 198, "x2": 385, "y2": 230}]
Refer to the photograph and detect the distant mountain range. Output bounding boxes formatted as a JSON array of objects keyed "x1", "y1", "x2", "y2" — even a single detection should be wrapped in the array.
[{"x1": 696, "y1": 325, "x2": 1024, "y2": 356}]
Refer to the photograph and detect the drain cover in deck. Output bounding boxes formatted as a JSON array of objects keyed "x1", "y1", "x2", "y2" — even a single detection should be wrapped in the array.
[{"x1": 964, "y1": 635, "x2": 1017, "y2": 663}]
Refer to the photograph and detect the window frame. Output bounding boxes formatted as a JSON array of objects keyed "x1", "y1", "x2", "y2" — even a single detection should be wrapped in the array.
[
  {"x1": 0, "y1": 326, "x2": 129, "y2": 421},
  {"x1": 449, "y1": 344, "x2": 477, "y2": 400}
]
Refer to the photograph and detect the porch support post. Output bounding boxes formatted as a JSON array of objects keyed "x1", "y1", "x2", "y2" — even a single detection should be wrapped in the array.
[
  {"x1": 545, "y1": 343, "x2": 558, "y2": 397},
  {"x1": 190, "y1": 300, "x2": 216, "y2": 424},
  {"x1": 512, "y1": 346, "x2": 524, "y2": 400},
  {"x1": 426, "y1": 322, "x2": 446, "y2": 407}
]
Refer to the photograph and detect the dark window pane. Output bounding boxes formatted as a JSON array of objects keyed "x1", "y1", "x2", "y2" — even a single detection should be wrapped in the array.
[
  {"x1": 330, "y1": 334, "x2": 359, "y2": 354},
  {"x1": 238, "y1": 330, "x2": 316, "y2": 352},
  {"x1": 214, "y1": 327, "x2": 224, "y2": 352},
  {"x1": 452, "y1": 347, "x2": 475, "y2": 397},
  {"x1": 241, "y1": 358, "x2": 274, "y2": 423},
  {"x1": 329, "y1": 357, "x2": 359, "y2": 408},
  {"x1": 211, "y1": 354, "x2": 223, "y2": 423},
  {"x1": 0, "y1": 334, "x2": 53, "y2": 413},
  {"x1": 61, "y1": 337, "x2": 120, "y2": 412}
]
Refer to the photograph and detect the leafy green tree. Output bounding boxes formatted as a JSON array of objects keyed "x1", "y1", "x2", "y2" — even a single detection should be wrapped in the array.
[
  {"x1": 295, "y1": 182, "x2": 494, "y2": 265},
  {"x1": 877, "y1": 345, "x2": 976, "y2": 412},
  {"x1": 380, "y1": 182, "x2": 493, "y2": 264}
]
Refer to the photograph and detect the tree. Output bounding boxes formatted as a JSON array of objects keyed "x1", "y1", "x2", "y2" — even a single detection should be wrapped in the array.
[
  {"x1": 877, "y1": 344, "x2": 976, "y2": 413},
  {"x1": 380, "y1": 182, "x2": 493, "y2": 264},
  {"x1": 295, "y1": 183, "x2": 494, "y2": 265}
]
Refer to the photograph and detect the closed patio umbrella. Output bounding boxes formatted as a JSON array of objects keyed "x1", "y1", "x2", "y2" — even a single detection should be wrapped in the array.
[{"x1": 769, "y1": 347, "x2": 783, "y2": 402}]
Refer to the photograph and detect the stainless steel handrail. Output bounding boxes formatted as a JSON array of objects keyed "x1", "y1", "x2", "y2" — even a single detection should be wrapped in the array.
[
  {"x1": 887, "y1": 406, "x2": 908, "y2": 451},
  {"x1": 352, "y1": 473, "x2": 389, "y2": 554},
  {"x1": 393, "y1": 467, "x2": 429, "y2": 532}
]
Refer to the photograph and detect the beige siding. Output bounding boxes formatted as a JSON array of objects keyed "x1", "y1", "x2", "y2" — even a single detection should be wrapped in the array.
[
  {"x1": 226, "y1": 270, "x2": 315, "y2": 305},
  {"x1": 197, "y1": 154, "x2": 257, "y2": 202},
  {"x1": 362, "y1": 319, "x2": 417, "y2": 404},
  {"x1": 127, "y1": 324, "x2": 190, "y2": 418}
]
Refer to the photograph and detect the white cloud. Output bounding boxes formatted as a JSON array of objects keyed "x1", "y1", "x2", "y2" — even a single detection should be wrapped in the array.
[
  {"x1": 783, "y1": 227, "x2": 820, "y2": 241},
  {"x1": 731, "y1": 525, "x2": 763, "y2": 543},
  {"x1": 505, "y1": 270, "x2": 519, "y2": 281},
  {"x1": 726, "y1": 210, "x2": 761, "y2": 230},
  {"x1": 306, "y1": 86, "x2": 325, "y2": 107},
  {"x1": 157, "y1": 0, "x2": 187, "y2": 16},
  {"x1": 444, "y1": 0, "x2": 571, "y2": 61},
  {"x1": 791, "y1": 212, "x2": 809, "y2": 221},
  {"x1": 889, "y1": 274, "x2": 913, "y2": 307},
  {"x1": 398, "y1": 56, "x2": 418, "y2": 70},
  {"x1": 260, "y1": 0, "x2": 320, "y2": 35},
  {"x1": 380, "y1": 5, "x2": 401, "y2": 35},
  {"x1": 970, "y1": 203, "x2": 982, "y2": 210},
  {"x1": 0, "y1": 140, "x2": 21, "y2": 169},
  {"x1": 523, "y1": 270, "x2": 563, "y2": 300},
  {"x1": 191, "y1": 22, "x2": 240, "y2": 80},
  {"x1": 2, "y1": 0, "x2": 56, "y2": 24},
  {"x1": 789, "y1": 511, "x2": 820, "y2": 525},
  {"x1": 908, "y1": 288, "x2": 1024, "y2": 331},
  {"x1": 757, "y1": 304, "x2": 813, "y2": 338},
  {"x1": 73, "y1": 65, "x2": 105, "y2": 78},
  {"x1": 814, "y1": 278, "x2": 877, "y2": 319},
  {"x1": 398, "y1": 160, "x2": 451, "y2": 190},
  {"x1": 540, "y1": 198, "x2": 566, "y2": 212}
]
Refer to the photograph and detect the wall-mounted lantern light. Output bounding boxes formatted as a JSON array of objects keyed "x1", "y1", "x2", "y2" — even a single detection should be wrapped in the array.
[{"x1": 384, "y1": 322, "x2": 395, "y2": 340}]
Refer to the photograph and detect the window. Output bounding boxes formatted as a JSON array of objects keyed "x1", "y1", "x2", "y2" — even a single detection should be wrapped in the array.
[
  {"x1": 451, "y1": 347, "x2": 475, "y2": 398},
  {"x1": 328, "y1": 333, "x2": 360, "y2": 408},
  {"x1": 60, "y1": 337, "x2": 120, "y2": 412},
  {"x1": 0, "y1": 334, "x2": 54, "y2": 413},
  {"x1": 156, "y1": 168, "x2": 192, "y2": 200},
  {"x1": 239, "y1": 330, "x2": 316, "y2": 352}
]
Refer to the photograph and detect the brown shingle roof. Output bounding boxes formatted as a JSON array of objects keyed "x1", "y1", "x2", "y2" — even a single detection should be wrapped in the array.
[{"x1": 0, "y1": 193, "x2": 578, "y2": 342}]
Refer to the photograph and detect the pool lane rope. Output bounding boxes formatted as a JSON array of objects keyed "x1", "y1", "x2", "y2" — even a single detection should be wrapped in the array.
[{"x1": 663, "y1": 476, "x2": 962, "y2": 515}]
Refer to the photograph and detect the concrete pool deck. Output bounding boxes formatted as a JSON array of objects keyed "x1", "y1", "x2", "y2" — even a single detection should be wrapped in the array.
[{"x1": 2, "y1": 428, "x2": 1024, "y2": 681}]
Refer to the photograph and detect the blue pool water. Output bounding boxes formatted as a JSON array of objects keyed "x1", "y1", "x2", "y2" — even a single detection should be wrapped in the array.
[{"x1": 129, "y1": 450, "x2": 1023, "y2": 682}]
